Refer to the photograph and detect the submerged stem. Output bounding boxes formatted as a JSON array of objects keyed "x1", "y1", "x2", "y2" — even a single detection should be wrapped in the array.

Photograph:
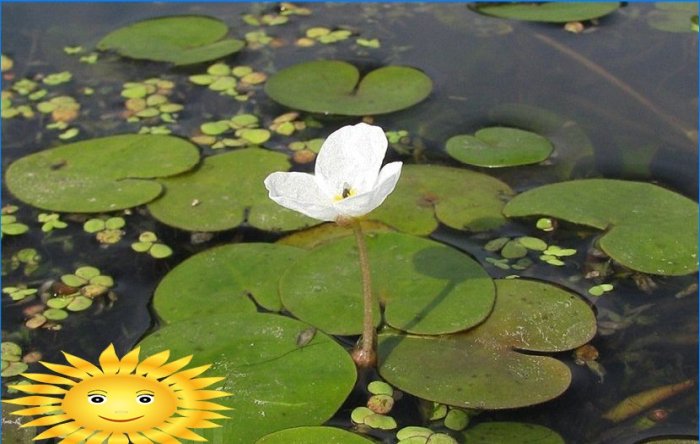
[{"x1": 350, "y1": 219, "x2": 377, "y2": 368}]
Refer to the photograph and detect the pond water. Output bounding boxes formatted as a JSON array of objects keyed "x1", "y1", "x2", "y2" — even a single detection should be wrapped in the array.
[{"x1": 1, "y1": 3, "x2": 697, "y2": 444}]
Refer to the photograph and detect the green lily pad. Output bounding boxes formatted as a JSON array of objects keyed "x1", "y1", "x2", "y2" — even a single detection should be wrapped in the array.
[
  {"x1": 5, "y1": 135, "x2": 200, "y2": 213},
  {"x1": 280, "y1": 232, "x2": 494, "y2": 335},
  {"x1": 503, "y1": 179, "x2": 698, "y2": 275},
  {"x1": 446, "y1": 127, "x2": 554, "y2": 168},
  {"x1": 472, "y1": 2, "x2": 621, "y2": 23},
  {"x1": 264, "y1": 60, "x2": 432, "y2": 116},
  {"x1": 139, "y1": 312, "x2": 356, "y2": 444},
  {"x1": 153, "y1": 243, "x2": 305, "y2": 321},
  {"x1": 460, "y1": 422, "x2": 565, "y2": 443},
  {"x1": 148, "y1": 148, "x2": 314, "y2": 232},
  {"x1": 97, "y1": 15, "x2": 244, "y2": 66},
  {"x1": 378, "y1": 279, "x2": 596, "y2": 409},
  {"x1": 256, "y1": 426, "x2": 374, "y2": 444},
  {"x1": 370, "y1": 165, "x2": 513, "y2": 235}
]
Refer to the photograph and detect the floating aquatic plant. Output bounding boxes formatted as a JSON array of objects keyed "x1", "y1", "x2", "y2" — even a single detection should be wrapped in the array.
[
  {"x1": 131, "y1": 231, "x2": 173, "y2": 259},
  {"x1": 1, "y1": 206, "x2": 28, "y2": 236}
]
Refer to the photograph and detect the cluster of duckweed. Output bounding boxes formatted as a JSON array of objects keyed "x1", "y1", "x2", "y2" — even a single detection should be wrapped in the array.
[
  {"x1": 484, "y1": 234, "x2": 577, "y2": 270},
  {"x1": 189, "y1": 63, "x2": 267, "y2": 101},
  {"x1": 244, "y1": 30, "x2": 279, "y2": 49},
  {"x1": 192, "y1": 113, "x2": 271, "y2": 149},
  {"x1": 131, "y1": 231, "x2": 173, "y2": 259},
  {"x1": 1, "y1": 342, "x2": 34, "y2": 378},
  {"x1": 3, "y1": 248, "x2": 41, "y2": 277},
  {"x1": 122, "y1": 78, "x2": 183, "y2": 133},
  {"x1": 63, "y1": 45, "x2": 99, "y2": 64},
  {"x1": 2, "y1": 285, "x2": 38, "y2": 302},
  {"x1": 38, "y1": 212, "x2": 68, "y2": 232},
  {"x1": 22, "y1": 266, "x2": 115, "y2": 330},
  {"x1": 269, "y1": 112, "x2": 307, "y2": 136},
  {"x1": 83, "y1": 216, "x2": 126, "y2": 245},
  {"x1": 242, "y1": 2, "x2": 311, "y2": 26},
  {"x1": 351, "y1": 380, "x2": 398, "y2": 430},
  {"x1": 289, "y1": 137, "x2": 323, "y2": 164},
  {"x1": 36, "y1": 95, "x2": 81, "y2": 140},
  {"x1": 1, "y1": 205, "x2": 28, "y2": 236},
  {"x1": 296, "y1": 27, "x2": 353, "y2": 46}
]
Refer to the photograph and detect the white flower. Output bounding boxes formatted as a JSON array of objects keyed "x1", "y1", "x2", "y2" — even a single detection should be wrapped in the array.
[{"x1": 264, "y1": 123, "x2": 402, "y2": 222}]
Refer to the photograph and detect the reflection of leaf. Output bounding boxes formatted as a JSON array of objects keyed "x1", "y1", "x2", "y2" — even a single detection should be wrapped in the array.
[
  {"x1": 257, "y1": 426, "x2": 374, "y2": 443},
  {"x1": 472, "y1": 3, "x2": 620, "y2": 22},
  {"x1": 378, "y1": 279, "x2": 596, "y2": 409},
  {"x1": 370, "y1": 165, "x2": 513, "y2": 235},
  {"x1": 647, "y1": 3, "x2": 699, "y2": 33},
  {"x1": 265, "y1": 60, "x2": 432, "y2": 116},
  {"x1": 446, "y1": 127, "x2": 553, "y2": 168},
  {"x1": 153, "y1": 243, "x2": 305, "y2": 320},
  {"x1": 280, "y1": 232, "x2": 494, "y2": 335},
  {"x1": 460, "y1": 422, "x2": 564, "y2": 444},
  {"x1": 504, "y1": 179, "x2": 699, "y2": 275},
  {"x1": 5, "y1": 135, "x2": 200, "y2": 213},
  {"x1": 148, "y1": 148, "x2": 314, "y2": 232},
  {"x1": 139, "y1": 312, "x2": 356, "y2": 444},
  {"x1": 97, "y1": 15, "x2": 244, "y2": 65}
]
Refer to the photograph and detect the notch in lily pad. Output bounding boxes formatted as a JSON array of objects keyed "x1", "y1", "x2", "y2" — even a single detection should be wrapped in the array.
[
  {"x1": 97, "y1": 15, "x2": 245, "y2": 66},
  {"x1": 265, "y1": 60, "x2": 432, "y2": 116},
  {"x1": 446, "y1": 127, "x2": 553, "y2": 168}
]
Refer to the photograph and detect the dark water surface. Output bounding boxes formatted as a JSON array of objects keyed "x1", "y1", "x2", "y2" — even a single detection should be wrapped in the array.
[{"x1": 1, "y1": 3, "x2": 697, "y2": 443}]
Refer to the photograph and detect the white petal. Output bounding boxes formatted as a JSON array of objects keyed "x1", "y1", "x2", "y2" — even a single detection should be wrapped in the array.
[
  {"x1": 333, "y1": 161, "x2": 403, "y2": 218},
  {"x1": 264, "y1": 172, "x2": 339, "y2": 221},
  {"x1": 315, "y1": 123, "x2": 388, "y2": 197}
]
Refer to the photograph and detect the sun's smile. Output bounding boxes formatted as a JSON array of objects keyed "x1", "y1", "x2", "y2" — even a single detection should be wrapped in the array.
[{"x1": 3, "y1": 344, "x2": 231, "y2": 443}]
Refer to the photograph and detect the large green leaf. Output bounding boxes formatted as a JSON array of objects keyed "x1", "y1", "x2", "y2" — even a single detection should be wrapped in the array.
[
  {"x1": 446, "y1": 127, "x2": 554, "y2": 168},
  {"x1": 148, "y1": 148, "x2": 314, "y2": 232},
  {"x1": 279, "y1": 232, "x2": 494, "y2": 336},
  {"x1": 378, "y1": 279, "x2": 596, "y2": 409},
  {"x1": 4, "y1": 135, "x2": 200, "y2": 212},
  {"x1": 97, "y1": 15, "x2": 244, "y2": 65},
  {"x1": 153, "y1": 243, "x2": 305, "y2": 320},
  {"x1": 460, "y1": 422, "x2": 564, "y2": 444},
  {"x1": 264, "y1": 60, "x2": 432, "y2": 116},
  {"x1": 472, "y1": 3, "x2": 621, "y2": 23},
  {"x1": 370, "y1": 165, "x2": 514, "y2": 235},
  {"x1": 503, "y1": 179, "x2": 698, "y2": 275},
  {"x1": 256, "y1": 426, "x2": 374, "y2": 444},
  {"x1": 139, "y1": 312, "x2": 357, "y2": 444}
]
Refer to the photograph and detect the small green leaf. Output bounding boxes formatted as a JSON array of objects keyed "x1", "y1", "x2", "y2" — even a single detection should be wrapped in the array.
[{"x1": 43, "y1": 308, "x2": 68, "y2": 321}]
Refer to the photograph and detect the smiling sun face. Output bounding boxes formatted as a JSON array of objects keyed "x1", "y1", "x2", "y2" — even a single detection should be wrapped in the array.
[{"x1": 3, "y1": 344, "x2": 231, "y2": 443}]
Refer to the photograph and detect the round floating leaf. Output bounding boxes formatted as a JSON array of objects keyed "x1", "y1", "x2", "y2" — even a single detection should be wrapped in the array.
[
  {"x1": 139, "y1": 312, "x2": 356, "y2": 444},
  {"x1": 460, "y1": 422, "x2": 565, "y2": 444},
  {"x1": 97, "y1": 15, "x2": 244, "y2": 66},
  {"x1": 5, "y1": 135, "x2": 200, "y2": 213},
  {"x1": 43, "y1": 308, "x2": 68, "y2": 321},
  {"x1": 378, "y1": 279, "x2": 596, "y2": 409},
  {"x1": 503, "y1": 179, "x2": 698, "y2": 275},
  {"x1": 153, "y1": 243, "x2": 305, "y2": 321},
  {"x1": 446, "y1": 127, "x2": 553, "y2": 168},
  {"x1": 66, "y1": 296, "x2": 93, "y2": 312},
  {"x1": 149, "y1": 243, "x2": 173, "y2": 259},
  {"x1": 280, "y1": 232, "x2": 494, "y2": 335},
  {"x1": 256, "y1": 426, "x2": 374, "y2": 444},
  {"x1": 148, "y1": 148, "x2": 313, "y2": 232},
  {"x1": 265, "y1": 60, "x2": 432, "y2": 116},
  {"x1": 370, "y1": 165, "x2": 513, "y2": 235},
  {"x1": 472, "y1": 3, "x2": 620, "y2": 22}
]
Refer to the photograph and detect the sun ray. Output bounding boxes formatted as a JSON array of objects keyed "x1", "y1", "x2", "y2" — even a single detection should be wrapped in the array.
[
  {"x1": 85, "y1": 430, "x2": 111, "y2": 444},
  {"x1": 3, "y1": 395, "x2": 62, "y2": 406},
  {"x1": 162, "y1": 364, "x2": 212, "y2": 384},
  {"x1": 175, "y1": 409, "x2": 228, "y2": 420},
  {"x1": 146, "y1": 355, "x2": 192, "y2": 379},
  {"x1": 62, "y1": 351, "x2": 104, "y2": 376},
  {"x1": 158, "y1": 419, "x2": 208, "y2": 441},
  {"x1": 126, "y1": 431, "x2": 155, "y2": 444},
  {"x1": 178, "y1": 400, "x2": 231, "y2": 411},
  {"x1": 34, "y1": 420, "x2": 82, "y2": 440},
  {"x1": 59, "y1": 427, "x2": 95, "y2": 444},
  {"x1": 40, "y1": 361, "x2": 92, "y2": 380},
  {"x1": 23, "y1": 413, "x2": 72, "y2": 427},
  {"x1": 180, "y1": 376, "x2": 226, "y2": 390},
  {"x1": 117, "y1": 347, "x2": 140, "y2": 374},
  {"x1": 106, "y1": 432, "x2": 129, "y2": 444},
  {"x1": 22, "y1": 372, "x2": 76, "y2": 386},
  {"x1": 98, "y1": 344, "x2": 121, "y2": 374},
  {"x1": 141, "y1": 427, "x2": 182, "y2": 443},
  {"x1": 184, "y1": 389, "x2": 231, "y2": 401},
  {"x1": 11, "y1": 405, "x2": 63, "y2": 416},
  {"x1": 135, "y1": 349, "x2": 170, "y2": 375},
  {"x1": 171, "y1": 414, "x2": 221, "y2": 429},
  {"x1": 8, "y1": 383, "x2": 67, "y2": 395}
]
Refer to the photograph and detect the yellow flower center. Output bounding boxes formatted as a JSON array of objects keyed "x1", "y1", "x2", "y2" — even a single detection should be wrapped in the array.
[{"x1": 334, "y1": 183, "x2": 356, "y2": 201}]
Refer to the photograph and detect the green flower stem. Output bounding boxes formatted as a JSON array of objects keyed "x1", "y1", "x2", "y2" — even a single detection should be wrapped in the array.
[{"x1": 350, "y1": 219, "x2": 377, "y2": 368}]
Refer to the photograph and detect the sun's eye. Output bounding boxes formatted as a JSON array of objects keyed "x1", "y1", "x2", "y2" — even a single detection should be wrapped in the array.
[
  {"x1": 88, "y1": 394, "x2": 106, "y2": 404},
  {"x1": 137, "y1": 394, "x2": 154, "y2": 404}
]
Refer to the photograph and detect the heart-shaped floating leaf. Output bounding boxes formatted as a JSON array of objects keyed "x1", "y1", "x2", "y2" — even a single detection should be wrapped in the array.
[
  {"x1": 148, "y1": 148, "x2": 314, "y2": 232},
  {"x1": 5, "y1": 135, "x2": 200, "y2": 213},
  {"x1": 153, "y1": 243, "x2": 305, "y2": 320},
  {"x1": 460, "y1": 422, "x2": 564, "y2": 444},
  {"x1": 446, "y1": 127, "x2": 554, "y2": 168},
  {"x1": 280, "y1": 232, "x2": 494, "y2": 336},
  {"x1": 139, "y1": 312, "x2": 356, "y2": 444},
  {"x1": 503, "y1": 179, "x2": 698, "y2": 276},
  {"x1": 264, "y1": 60, "x2": 432, "y2": 116},
  {"x1": 472, "y1": 3, "x2": 621, "y2": 22},
  {"x1": 370, "y1": 165, "x2": 514, "y2": 235},
  {"x1": 256, "y1": 426, "x2": 374, "y2": 444},
  {"x1": 378, "y1": 279, "x2": 596, "y2": 409},
  {"x1": 97, "y1": 15, "x2": 244, "y2": 65}
]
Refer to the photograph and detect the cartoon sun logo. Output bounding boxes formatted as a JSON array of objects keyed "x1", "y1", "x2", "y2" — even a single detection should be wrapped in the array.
[{"x1": 3, "y1": 344, "x2": 231, "y2": 443}]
